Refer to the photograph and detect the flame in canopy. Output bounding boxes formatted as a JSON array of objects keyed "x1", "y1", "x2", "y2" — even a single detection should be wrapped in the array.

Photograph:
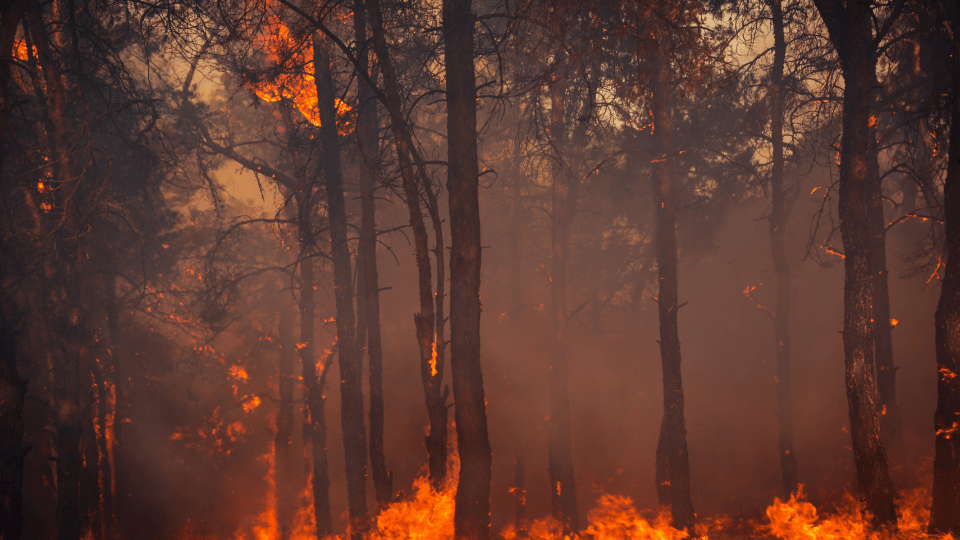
[{"x1": 250, "y1": 13, "x2": 351, "y2": 129}]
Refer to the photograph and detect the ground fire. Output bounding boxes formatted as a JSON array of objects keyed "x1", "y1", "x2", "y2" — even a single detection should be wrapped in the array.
[{"x1": 4, "y1": 0, "x2": 960, "y2": 539}]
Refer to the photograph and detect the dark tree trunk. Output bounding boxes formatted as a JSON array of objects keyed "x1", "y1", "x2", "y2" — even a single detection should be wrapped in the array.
[
  {"x1": 354, "y1": 0, "x2": 392, "y2": 508},
  {"x1": 443, "y1": 1, "x2": 492, "y2": 539},
  {"x1": 930, "y1": 4, "x2": 960, "y2": 534},
  {"x1": 650, "y1": 38, "x2": 696, "y2": 533},
  {"x1": 314, "y1": 33, "x2": 368, "y2": 539},
  {"x1": 768, "y1": 0, "x2": 798, "y2": 497},
  {"x1": 276, "y1": 308, "x2": 296, "y2": 540},
  {"x1": 296, "y1": 257, "x2": 334, "y2": 538},
  {"x1": 546, "y1": 78, "x2": 581, "y2": 534},
  {"x1": 811, "y1": 0, "x2": 897, "y2": 527},
  {"x1": 866, "y1": 135, "x2": 905, "y2": 476},
  {"x1": 27, "y1": 8, "x2": 87, "y2": 539},
  {"x1": 0, "y1": 8, "x2": 30, "y2": 534},
  {"x1": 91, "y1": 355, "x2": 113, "y2": 540},
  {"x1": 104, "y1": 275, "x2": 125, "y2": 539},
  {"x1": 0, "y1": 300, "x2": 27, "y2": 540},
  {"x1": 366, "y1": 0, "x2": 449, "y2": 488},
  {"x1": 81, "y1": 389, "x2": 101, "y2": 538}
]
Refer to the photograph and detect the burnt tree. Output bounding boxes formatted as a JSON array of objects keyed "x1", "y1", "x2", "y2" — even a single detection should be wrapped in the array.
[
  {"x1": 649, "y1": 30, "x2": 696, "y2": 533},
  {"x1": 767, "y1": 0, "x2": 799, "y2": 496},
  {"x1": 930, "y1": 1, "x2": 960, "y2": 534},
  {"x1": 353, "y1": 0, "x2": 392, "y2": 508},
  {"x1": 443, "y1": 0, "x2": 493, "y2": 538},
  {"x1": 811, "y1": 0, "x2": 898, "y2": 527},
  {"x1": 313, "y1": 31, "x2": 369, "y2": 539},
  {"x1": 367, "y1": 0, "x2": 450, "y2": 488}
]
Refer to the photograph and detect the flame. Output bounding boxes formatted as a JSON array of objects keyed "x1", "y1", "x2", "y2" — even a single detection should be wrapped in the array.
[
  {"x1": 249, "y1": 13, "x2": 351, "y2": 130},
  {"x1": 501, "y1": 494, "x2": 687, "y2": 540},
  {"x1": 368, "y1": 456, "x2": 459, "y2": 540},
  {"x1": 430, "y1": 333, "x2": 438, "y2": 377},
  {"x1": 763, "y1": 486, "x2": 951, "y2": 540}
]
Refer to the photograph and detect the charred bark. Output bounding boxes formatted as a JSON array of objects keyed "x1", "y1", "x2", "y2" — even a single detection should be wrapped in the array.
[
  {"x1": 811, "y1": 0, "x2": 897, "y2": 527},
  {"x1": 930, "y1": 4, "x2": 960, "y2": 534},
  {"x1": 0, "y1": 300, "x2": 27, "y2": 540},
  {"x1": 443, "y1": 0, "x2": 492, "y2": 538},
  {"x1": 314, "y1": 33, "x2": 368, "y2": 539},
  {"x1": 353, "y1": 0, "x2": 392, "y2": 508},
  {"x1": 650, "y1": 37, "x2": 696, "y2": 533},
  {"x1": 768, "y1": 0, "x2": 798, "y2": 497},
  {"x1": 366, "y1": 0, "x2": 449, "y2": 488}
]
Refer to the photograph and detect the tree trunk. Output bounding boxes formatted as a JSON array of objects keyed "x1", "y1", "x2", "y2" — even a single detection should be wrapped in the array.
[
  {"x1": 811, "y1": 0, "x2": 898, "y2": 526},
  {"x1": 866, "y1": 135, "x2": 905, "y2": 477},
  {"x1": 0, "y1": 300, "x2": 27, "y2": 540},
  {"x1": 81, "y1": 389, "x2": 101, "y2": 538},
  {"x1": 91, "y1": 355, "x2": 113, "y2": 539},
  {"x1": 354, "y1": 0, "x2": 392, "y2": 508},
  {"x1": 296, "y1": 256, "x2": 334, "y2": 538},
  {"x1": 546, "y1": 78, "x2": 580, "y2": 534},
  {"x1": 930, "y1": 4, "x2": 960, "y2": 534},
  {"x1": 0, "y1": 8, "x2": 30, "y2": 534},
  {"x1": 314, "y1": 33, "x2": 368, "y2": 539},
  {"x1": 104, "y1": 275, "x2": 125, "y2": 540},
  {"x1": 768, "y1": 0, "x2": 798, "y2": 497},
  {"x1": 650, "y1": 37, "x2": 696, "y2": 533},
  {"x1": 27, "y1": 7, "x2": 87, "y2": 539},
  {"x1": 443, "y1": 0, "x2": 492, "y2": 539},
  {"x1": 366, "y1": 0, "x2": 449, "y2": 488},
  {"x1": 276, "y1": 307, "x2": 296, "y2": 540}
]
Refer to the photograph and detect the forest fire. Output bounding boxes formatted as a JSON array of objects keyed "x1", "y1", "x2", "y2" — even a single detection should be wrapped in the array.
[{"x1": 6, "y1": 0, "x2": 960, "y2": 540}]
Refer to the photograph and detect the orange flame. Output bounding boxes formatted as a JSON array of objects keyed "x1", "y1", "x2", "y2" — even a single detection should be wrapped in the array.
[{"x1": 249, "y1": 14, "x2": 351, "y2": 129}]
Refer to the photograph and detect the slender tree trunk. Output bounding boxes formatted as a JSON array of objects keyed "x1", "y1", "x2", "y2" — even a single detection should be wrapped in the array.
[
  {"x1": 867, "y1": 135, "x2": 905, "y2": 477},
  {"x1": 812, "y1": 0, "x2": 898, "y2": 526},
  {"x1": 104, "y1": 275, "x2": 125, "y2": 539},
  {"x1": 354, "y1": 0, "x2": 392, "y2": 508},
  {"x1": 649, "y1": 37, "x2": 695, "y2": 533},
  {"x1": 91, "y1": 355, "x2": 113, "y2": 539},
  {"x1": 443, "y1": 1, "x2": 492, "y2": 538},
  {"x1": 296, "y1": 255, "x2": 334, "y2": 538},
  {"x1": 54, "y1": 345, "x2": 82, "y2": 540},
  {"x1": 546, "y1": 79, "x2": 580, "y2": 534},
  {"x1": 366, "y1": 0, "x2": 449, "y2": 487},
  {"x1": 930, "y1": 5, "x2": 960, "y2": 534},
  {"x1": 768, "y1": 0, "x2": 798, "y2": 497},
  {"x1": 81, "y1": 389, "x2": 101, "y2": 538},
  {"x1": 314, "y1": 33, "x2": 368, "y2": 539},
  {"x1": 276, "y1": 307, "x2": 296, "y2": 540},
  {"x1": 0, "y1": 300, "x2": 27, "y2": 540}
]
